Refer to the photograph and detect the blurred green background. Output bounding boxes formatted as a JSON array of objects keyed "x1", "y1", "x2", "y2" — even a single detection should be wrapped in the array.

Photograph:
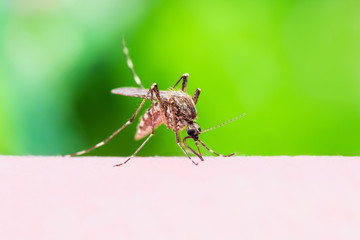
[{"x1": 1, "y1": 0, "x2": 359, "y2": 157}]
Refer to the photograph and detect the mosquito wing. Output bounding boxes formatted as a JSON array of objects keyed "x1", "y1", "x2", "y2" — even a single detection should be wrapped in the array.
[{"x1": 111, "y1": 87, "x2": 170, "y2": 100}]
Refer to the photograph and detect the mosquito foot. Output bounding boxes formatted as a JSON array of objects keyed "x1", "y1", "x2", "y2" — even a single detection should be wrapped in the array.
[
  {"x1": 192, "y1": 161, "x2": 199, "y2": 166},
  {"x1": 113, "y1": 163, "x2": 123, "y2": 167},
  {"x1": 225, "y1": 153, "x2": 236, "y2": 157}
]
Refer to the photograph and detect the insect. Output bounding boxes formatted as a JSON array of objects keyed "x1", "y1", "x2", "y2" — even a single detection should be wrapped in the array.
[{"x1": 67, "y1": 39, "x2": 245, "y2": 166}]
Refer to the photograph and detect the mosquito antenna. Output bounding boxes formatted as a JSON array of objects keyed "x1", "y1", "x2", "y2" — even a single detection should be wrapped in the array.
[{"x1": 201, "y1": 113, "x2": 246, "y2": 134}]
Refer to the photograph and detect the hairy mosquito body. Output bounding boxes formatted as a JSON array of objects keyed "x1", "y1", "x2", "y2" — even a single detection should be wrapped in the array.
[
  {"x1": 66, "y1": 39, "x2": 245, "y2": 166},
  {"x1": 133, "y1": 91, "x2": 197, "y2": 140}
]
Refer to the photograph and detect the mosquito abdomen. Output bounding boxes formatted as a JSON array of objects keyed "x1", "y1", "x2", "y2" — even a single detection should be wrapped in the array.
[{"x1": 135, "y1": 104, "x2": 163, "y2": 140}]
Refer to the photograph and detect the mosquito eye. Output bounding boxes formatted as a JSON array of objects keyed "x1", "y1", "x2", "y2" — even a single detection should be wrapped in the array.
[{"x1": 187, "y1": 129, "x2": 195, "y2": 136}]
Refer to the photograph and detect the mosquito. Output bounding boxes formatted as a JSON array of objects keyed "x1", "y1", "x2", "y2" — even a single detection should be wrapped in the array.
[{"x1": 67, "y1": 39, "x2": 245, "y2": 166}]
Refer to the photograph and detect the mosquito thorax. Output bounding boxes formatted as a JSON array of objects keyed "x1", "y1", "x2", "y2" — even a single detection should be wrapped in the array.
[{"x1": 170, "y1": 91, "x2": 197, "y2": 122}]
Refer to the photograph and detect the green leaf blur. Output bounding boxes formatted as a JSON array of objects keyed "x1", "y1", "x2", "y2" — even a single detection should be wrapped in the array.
[{"x1": 1, "y1": 0, "x2": 359, "y2": 156}]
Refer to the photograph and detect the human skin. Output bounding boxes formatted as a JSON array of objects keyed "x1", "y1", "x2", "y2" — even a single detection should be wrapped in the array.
[{"x1": 1, "y1": 155, "x2": 360, "y2": 240}]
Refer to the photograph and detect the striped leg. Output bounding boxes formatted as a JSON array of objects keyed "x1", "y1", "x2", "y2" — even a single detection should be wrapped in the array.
[
  {"x1": 198, "y1": 140, "x2": 235, "y2": 157},
  {"x1": 192, "y1": 88, "x2": 201, "y2": 105},
  {"x1": 170, "y1": 73, "x2": 189, "y2": 91},
  {"x1": 66, "y1": 83, "x2": 157, "y2": 158},
  {"x1": 114, "y1": 86, "x2": 156, "y2": 167},
  {"x1": 152, "y1": 84, "x2": 171, "y2": 128},
  {"x1": 169, "y1": 97, "x2": 199, "y2": 165},
  {"x1": 183, "y1": 136, "x2": 204, "y2": 162},
  {"x1": 175, "y1": 131, "x2": 198, "y2": 166},
  {"x1": 122, "y1": 38, "x2": 144, "y2": 89}
]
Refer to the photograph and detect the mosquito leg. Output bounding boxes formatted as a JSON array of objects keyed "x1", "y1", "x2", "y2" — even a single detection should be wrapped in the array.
[
  {"x1": 198, "y1": 140, "x2": 235, "y2": 157},
  {"x1": 148, "y1": 84, "x2": 195, "y2": 164},
  {"x1": 122, "y1": 38, "x2": 144, "y2": 89},
  {"x1": 183, "y1": 136, "x2": 204, "y2": 161},
  {"x1": 170, "y1": 73, "x2": 189, "y2": 91},
  {"x1": 168, "y1": 97, "x2": 198, "y2": 165},
  {"x1": 152, "y1": 84, "x2": 171, "y2": 128},
  {"x1": 114, "y1": 89, "x2": 156, "y2": 167},
  {"x1": 192, "y1": 88, "x2": 201, "y2": 105},
  {"x1": 175, "y1": 131, "x2": 198, "y2": 165},
  {"x1": 66, "y1": 83, "x2": 156, "y2": 157},
  {"x1": 114, "y1": 133, "x2": 154, "y2": 167}
]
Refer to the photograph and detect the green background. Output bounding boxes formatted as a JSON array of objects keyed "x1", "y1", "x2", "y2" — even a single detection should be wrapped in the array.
[{"x1": 1, "y1": 0, "x2": 359, "y2": 157}]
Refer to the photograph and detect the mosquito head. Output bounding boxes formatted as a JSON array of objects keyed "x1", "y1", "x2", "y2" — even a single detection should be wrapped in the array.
[
  {"x1": 186, "y1": 121, "x2": 201, "y2": 141},
  {"x1": 183, "y1": 114, "x2": 245, "y2": 163}
]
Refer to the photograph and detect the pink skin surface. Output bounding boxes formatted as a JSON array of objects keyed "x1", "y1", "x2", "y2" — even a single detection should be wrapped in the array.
[{"x1": 1, "y1": 155, "x2": 360, "y2": 240}]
